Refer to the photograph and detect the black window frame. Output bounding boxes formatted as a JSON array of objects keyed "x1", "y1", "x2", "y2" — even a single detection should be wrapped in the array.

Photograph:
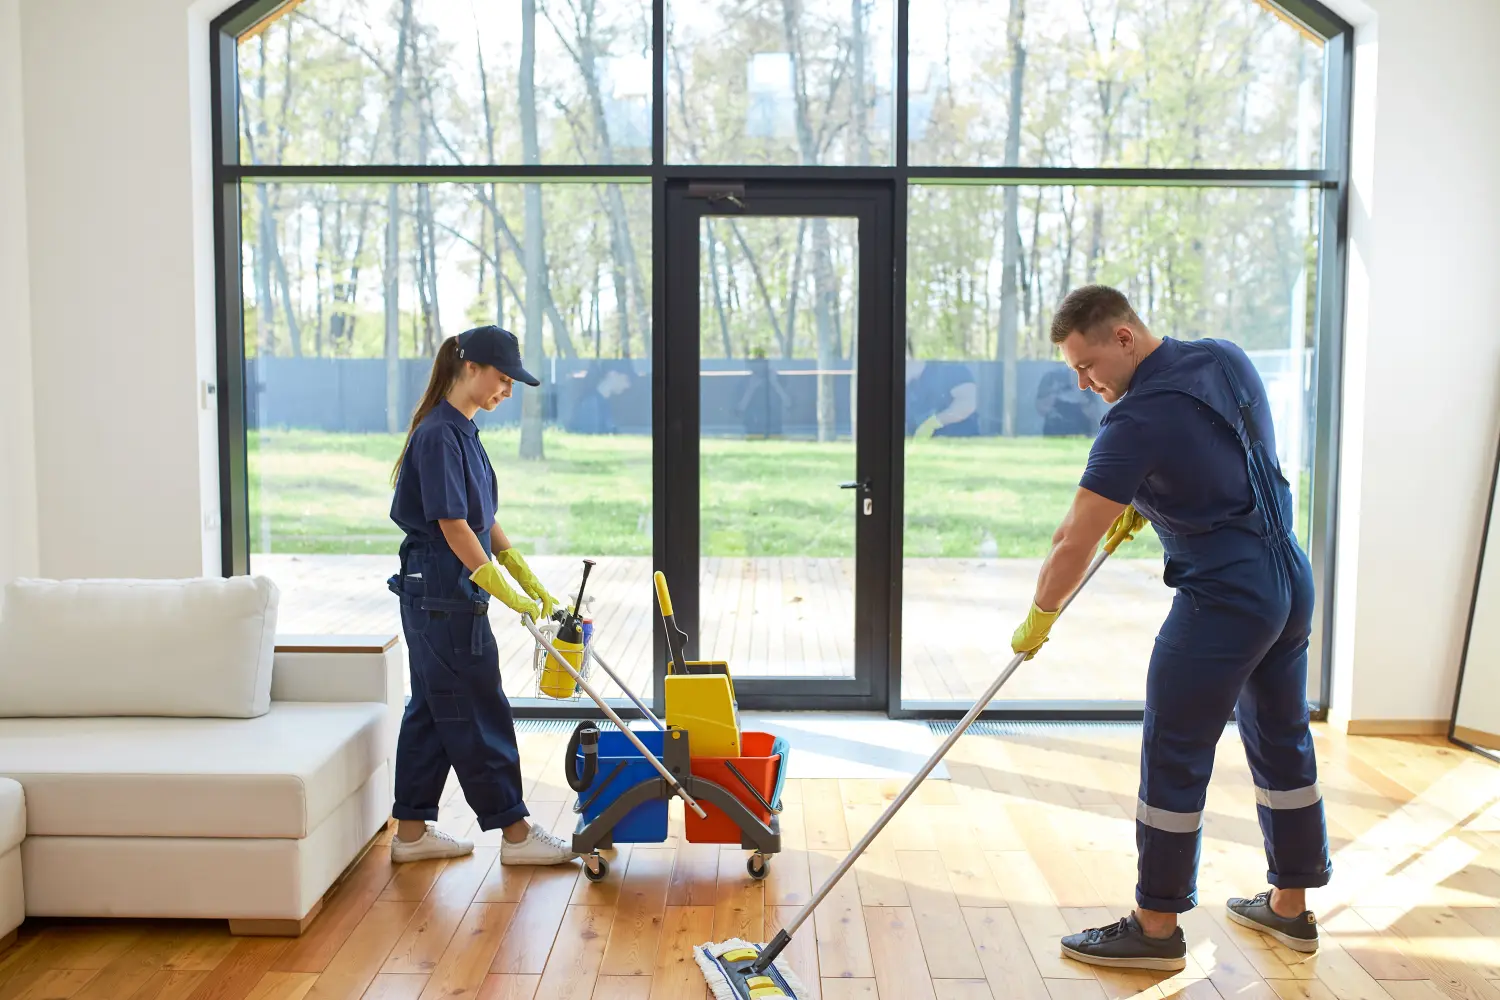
[{"x1": 211, "y1": 0, "x2": 1355, "y2": 722}]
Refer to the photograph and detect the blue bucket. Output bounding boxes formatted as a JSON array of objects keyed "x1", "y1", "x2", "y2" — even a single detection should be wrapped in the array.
[{"x1": 574, "y1": 727, "x2": 670, "y2": 843}]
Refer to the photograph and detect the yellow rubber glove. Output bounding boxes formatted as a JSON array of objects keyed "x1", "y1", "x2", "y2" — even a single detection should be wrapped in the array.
[
  {"x1": 494, "y1": 548, "x2": 561, "y2": 620},
  {"x1": 470, "y1": 561, "x2": 541, "y2": 616},
  {"x1": 1010, "y1": 603, "x2": 1061, "y2": 660},
  {"x1": 914, "y1": 414, "x2": 942, "y2": 439},
  {"x1": 1103, "y1": 505, "x2": 1149, "y2": 554}
]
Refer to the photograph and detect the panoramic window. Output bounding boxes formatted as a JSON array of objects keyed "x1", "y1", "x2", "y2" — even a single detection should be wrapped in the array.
[{"x1": 219, "y1": 0, "x2": 1348, "y2": 715}]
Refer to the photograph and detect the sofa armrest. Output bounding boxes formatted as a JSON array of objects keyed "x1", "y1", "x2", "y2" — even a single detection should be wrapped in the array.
[{"x1": 271, "y1": 635, "x2": 404, "y2": 707}]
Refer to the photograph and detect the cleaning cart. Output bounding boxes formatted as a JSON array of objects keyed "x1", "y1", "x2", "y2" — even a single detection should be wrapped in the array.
[{"x1": 522, "y1": 563, "x2": 787, "y2": 882}]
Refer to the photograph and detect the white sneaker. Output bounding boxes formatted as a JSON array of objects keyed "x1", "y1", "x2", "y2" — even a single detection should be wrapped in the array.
[
  {"x1": 391, "y1": 824, "x2": 474, "y2": 863},
  {"x1": 501, "y1": 823, "x2": 580, "y2": 866}
]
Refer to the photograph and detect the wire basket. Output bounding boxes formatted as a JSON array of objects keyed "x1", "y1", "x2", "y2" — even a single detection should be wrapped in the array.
[{"x1": 530, "y1": 618, "x2": 596, "y2": 701}]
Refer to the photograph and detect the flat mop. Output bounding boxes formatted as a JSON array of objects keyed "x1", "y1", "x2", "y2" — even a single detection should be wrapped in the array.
[{"x1": 697, "y1": 543, "x2": 1119, "y2": 1000}]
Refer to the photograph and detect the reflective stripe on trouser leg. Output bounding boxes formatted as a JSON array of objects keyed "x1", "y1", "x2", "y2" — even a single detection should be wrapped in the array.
[{"x1": 1135, "y1": 700, "x2": 1214, "y2": 914}]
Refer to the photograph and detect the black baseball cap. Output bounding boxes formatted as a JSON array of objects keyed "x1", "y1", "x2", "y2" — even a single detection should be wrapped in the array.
[{"x1": 455, "y1": 325, "x2": 541, "y2": 386}]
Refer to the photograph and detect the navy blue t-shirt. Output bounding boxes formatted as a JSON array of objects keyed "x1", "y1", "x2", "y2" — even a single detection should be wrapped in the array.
[
  {"x1": 1079, "y1": 337, "x2": 1256, "y2": 536},
  {"x1": 390, "y1": 399, "x2": 499, "y2": 548}
]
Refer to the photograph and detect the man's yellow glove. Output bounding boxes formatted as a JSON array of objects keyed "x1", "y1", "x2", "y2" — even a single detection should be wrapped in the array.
[
  {"x1": 1010, "y1": 603, "x2": 1061, "y2": 660},
  {"x1": 914, "y1": 414, "x2": 942, "y2": 439},
  {"x1": 1103, "y1": 505, "x2": 1149, "y2": 554},
  {"x1": 494, "y1": 548, "x2": 561, "y2": 620},
  {"x1": 470, "y1": 561, "x2": 541, "y2": 616}
]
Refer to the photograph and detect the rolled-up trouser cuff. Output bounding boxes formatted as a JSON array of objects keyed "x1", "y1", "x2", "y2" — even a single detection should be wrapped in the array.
[
  {"x1": 392, "y1": 803, "x2": 440, "y2": 822},
  {"x1": 1268, "y1": 864, "x2": 1332, "y2": 890},
  {"x1": 1136, "y1": 888, "x2": 1198, "y2": 914},
  {"x1": 477, "y1": 802, "x2": 530, "y2": 832}
]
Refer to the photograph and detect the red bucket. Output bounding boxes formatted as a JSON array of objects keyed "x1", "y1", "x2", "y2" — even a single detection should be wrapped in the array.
[{"x1": 686, "y1": 731, "x2": 783, "y2": 844}]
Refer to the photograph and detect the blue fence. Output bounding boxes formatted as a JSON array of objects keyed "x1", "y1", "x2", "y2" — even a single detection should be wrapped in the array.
[{"x1": 246, "y1": 351, "x2": 1308, "y2": 444}]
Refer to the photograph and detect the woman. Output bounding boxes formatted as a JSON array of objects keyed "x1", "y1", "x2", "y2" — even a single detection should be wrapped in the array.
[{"x1": 385, "y1": 324, "x2": 576, "y2": 866}]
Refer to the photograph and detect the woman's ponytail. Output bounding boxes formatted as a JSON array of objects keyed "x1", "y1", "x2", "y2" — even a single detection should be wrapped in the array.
[{"x1": 391, "y1": 336, "x2": 464, "y2": 485}]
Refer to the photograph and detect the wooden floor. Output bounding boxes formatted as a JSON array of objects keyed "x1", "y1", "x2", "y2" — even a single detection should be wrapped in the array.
[
  {"x1": 4, "y1": 726, "x2": 1498, "y2": 1000},
  {"x1": 259, "y1": 555, "x2": 1171, "y2": 703}
]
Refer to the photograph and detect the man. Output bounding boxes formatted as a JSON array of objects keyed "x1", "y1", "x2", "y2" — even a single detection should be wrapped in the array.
[{"x1": 1011, "y1": 285, "x2": 1331, "y2": 971}]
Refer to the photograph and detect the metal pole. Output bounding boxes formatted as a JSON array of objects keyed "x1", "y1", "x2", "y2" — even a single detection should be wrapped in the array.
[
  {"x1": 750, "y1": 547, "x2": 1113, "y2": 974},
  {"x1": 523, "y1": 615, "x2": 708, "y2": 819},
  {"x1": 585, "y1": 645, "x2": 666, "y2": 731}
]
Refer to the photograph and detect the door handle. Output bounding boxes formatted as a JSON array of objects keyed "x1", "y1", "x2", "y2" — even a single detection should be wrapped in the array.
[{"x1": 839, "y1": 480, "x2": 870, "y2": 492}]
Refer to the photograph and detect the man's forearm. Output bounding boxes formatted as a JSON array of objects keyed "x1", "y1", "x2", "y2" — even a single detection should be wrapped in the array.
[{"x1": 1033, "y1": 535, "x2": 1097, "y2": 612}]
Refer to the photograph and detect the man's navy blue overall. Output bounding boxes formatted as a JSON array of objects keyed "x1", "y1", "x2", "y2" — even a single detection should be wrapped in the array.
[
  {"x1": 386, "y1": 399, "x2": 529, "y2": 832},
  {"x1": 1082, "y1": 337, "x2": 1332, "y2": 913}
]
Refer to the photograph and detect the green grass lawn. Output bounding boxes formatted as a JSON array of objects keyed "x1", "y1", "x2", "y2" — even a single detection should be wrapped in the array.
[{"x1": 248, "y1": 428, "x2": 1165, "y2": 559}]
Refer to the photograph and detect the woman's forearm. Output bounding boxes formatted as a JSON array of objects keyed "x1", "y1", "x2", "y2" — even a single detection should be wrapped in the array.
[
  {"x1": 490, "y1": 521, "x2": 513, "y2": 554},
  {"x1": 439, "y1": 519, "x2": 490, "y2": 573}
]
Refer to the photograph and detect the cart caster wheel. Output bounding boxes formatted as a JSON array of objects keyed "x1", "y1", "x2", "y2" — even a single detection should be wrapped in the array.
[
  {"x1": 747, "y1": 854, "x2": 770, "y2": 881},
  {"x1": 584, "y1": 854, "x2": 609, "y2": 882}
]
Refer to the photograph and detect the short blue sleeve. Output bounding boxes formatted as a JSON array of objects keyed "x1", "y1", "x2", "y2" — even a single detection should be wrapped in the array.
[
  {"x1": 1079, "y1": 408, "x2": 1156, "y2": 505},
  {"x1": 414, "y1": 428, "x2": 468, "y2": 522}
]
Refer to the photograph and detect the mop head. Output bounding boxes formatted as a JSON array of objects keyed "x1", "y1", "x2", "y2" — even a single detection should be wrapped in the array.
[{"x1": 695, "y1": 938, "x2": 809, "y2": 999}]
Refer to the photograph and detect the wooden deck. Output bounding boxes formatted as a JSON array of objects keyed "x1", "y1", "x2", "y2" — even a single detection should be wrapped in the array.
[
  {"x1": 257, "y1": 554, "x2": 1171, "y2": 704},
  {"x1": 4, "y1": 728, "x2": 1497, "y2": 1000}
]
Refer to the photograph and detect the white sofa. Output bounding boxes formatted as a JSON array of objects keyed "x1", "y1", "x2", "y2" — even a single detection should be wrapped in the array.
[
  {"x1": 0, "y1": 576, "x2": 403, "y2": 938},
  {"x1": 1, "y1": 778, "x2": 21, "y2": 949}
]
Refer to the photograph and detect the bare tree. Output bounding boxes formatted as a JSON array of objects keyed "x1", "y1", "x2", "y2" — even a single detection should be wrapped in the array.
[
  {"x1": 383, "y1": 0, "x2": 415, "y2": 432},
  {"x1": 996, "y1": 0, "x2": 1026, "y2": 436}
]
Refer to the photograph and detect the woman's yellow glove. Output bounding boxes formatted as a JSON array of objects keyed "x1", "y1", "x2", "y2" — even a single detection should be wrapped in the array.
[
  {"x1": 494, "y1": 548, "x2": 560, "y2": 620},
  {"x1": 1103, "y1": 505, "x2": 1149, "y2": 554},
  {"x1": 470, "y1": 561, "x2": 541, "y2": 616},
  {"x1": 914, "y1": 414, "x2": 942, "y2": 439},
  {"x1": 1010, "y1": 603, "x2": 1061, "y2": 660}
]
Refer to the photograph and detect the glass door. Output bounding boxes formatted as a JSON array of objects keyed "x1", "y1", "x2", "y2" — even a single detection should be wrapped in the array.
[{"x1": 659, "y1": 181, "x2": 895, "y2": 710}]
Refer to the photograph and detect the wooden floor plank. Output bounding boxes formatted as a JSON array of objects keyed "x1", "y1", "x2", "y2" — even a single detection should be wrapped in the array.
[
  {"x1": 646, "y1": 906, "x2": 714, "y2": 1000},
  {"x1": 416, "y1": 903, "x2": 516, "y2": 1000},
  {"x1": 359, "y1": 975, "x2": 427, "y2": 1000},
  {"x1": 590, "y1": 977, "x2": 652, "y2": 1000},
  {"x1": 489, "y1": 865, "x2": 582, "y2": 976},
  {"x1": 530, "y1": 906, "x2": 613, "y2": 1000},
  {"x1": 474, "y1": 975, "x2": 538, "y2": 1000},
  {"x1": 963, "y1": 907, "x2": 1050, "y2": 1000},
  {"x1": 896, "y1": 851, "x2": 984, "y2": 980},
  {"x1": 864, "y1": 907, "x2": 937, "y2": 1000},
  {"x1": 276, "y1": 844, "x2": 396, "y2": 973},
  {"x1": 180, "y1": 938, "x2": 288, "y2": 1000},
  {"x1": 600, "y1": 849, "x2": 674, "y2": 977},
  {"x1": 384, "y1": 849, "x2": 499, "y2": 975},
  {"x1": 241, "y1": 972, "x2": 317, "y2": 1000},
  {"x1": 304, "y1": 901, "x2": 422, "y2": 1000},
  {"x1": 767, "y1": 905, "x2": 821, "y2": 1000},
  {"x1": 126, "y1": 971, "x2": 210, "y2": 1000},
  {"x1": 808, "y1": 851, "x2": 873, "y2": 981}
]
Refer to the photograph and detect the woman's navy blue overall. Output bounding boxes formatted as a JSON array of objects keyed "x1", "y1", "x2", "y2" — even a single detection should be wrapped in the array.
[
  {"x1": 387, "y1": 399, "x2": 528, "y2": 831},
  {"x1": 1092, "y1": 338, "x2": 1332, "y2": 913}
]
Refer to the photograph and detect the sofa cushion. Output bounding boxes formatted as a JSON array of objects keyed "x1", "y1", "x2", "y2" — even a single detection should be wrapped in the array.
[
  {"x1": 0, "y1": 703, "x2": 387, "y2": 839},
  {"x1": 0, "y1": 575, "x2": 279, "y2": 719},
  {"x1": 0, "y1": 778, "x2": 22, "y2": 854}
]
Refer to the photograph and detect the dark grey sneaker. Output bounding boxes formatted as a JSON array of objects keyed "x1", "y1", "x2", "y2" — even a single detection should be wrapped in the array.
[
  {"x1": 1226, "y1": 891, "x2": 1319, "y2": 953},
  {"x1": 1059, "y1": 914, "x2": 1187, "y2": 971}
]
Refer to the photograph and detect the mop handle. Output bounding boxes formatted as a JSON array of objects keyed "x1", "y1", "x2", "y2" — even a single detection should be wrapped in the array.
[
  {"x1": 752, "y1": 547, "x2": 1113, "y2": 972},
  {"x1": 584, "y1": 645, "x2": 667, "y2": 732},
  {"x1": 523, "y1": 615, "x2": 708, "y2": 819}
]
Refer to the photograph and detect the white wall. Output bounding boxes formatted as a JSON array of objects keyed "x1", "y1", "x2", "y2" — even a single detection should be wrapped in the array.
[
  {"x1": 0, "y1": 0, "x2": 39, "y2": 588},
  {"x1": 20, "y1": 0, "x2": 224, "y2": 580},
  {"x1": 10, "y1": 0, "x2": 1500, "y2": 725},
  {"x1": 1324, "y1": 0, "x2": 1500, "y2": 726}
]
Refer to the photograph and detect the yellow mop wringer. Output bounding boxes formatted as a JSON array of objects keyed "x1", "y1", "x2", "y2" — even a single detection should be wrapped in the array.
[{"x1": 696, "y1": 544, "x2": 1121, "y2": 1000}]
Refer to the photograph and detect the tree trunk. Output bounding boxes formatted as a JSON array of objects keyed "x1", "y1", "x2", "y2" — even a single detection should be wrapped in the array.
[
  {"x1": 997, "y1": 0, "x2": 1026, "y2": 436},
  {"x1": 384, "y1": 0, "x2": 414, "y2": 432},
  {"x1": 782, "y1": 0, "x2": 839, "y2": 441},
  {"x1": 851, "y1": 0, "x2": 869, "y2": 165},
  {"x1": 519, "y1": 0, "x2": 546, "y2": 459},
  {"x1": 706, "y1": 220, "x2": 734, "y2": 357}
]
